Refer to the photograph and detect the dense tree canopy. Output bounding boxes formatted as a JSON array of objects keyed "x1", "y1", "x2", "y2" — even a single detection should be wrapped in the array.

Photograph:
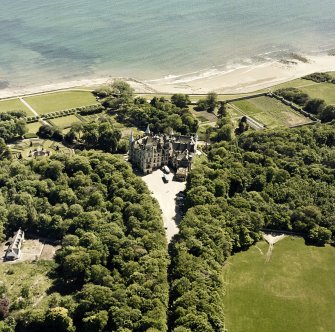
[
  {"x1": 170, "y1": 122, "x2": 335, "y2": 331},
  {"x1": 0, "y1": 151, "x2": 169, "y2": 331}
]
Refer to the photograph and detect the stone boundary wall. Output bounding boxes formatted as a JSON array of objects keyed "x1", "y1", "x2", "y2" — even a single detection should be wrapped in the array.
[{"x1": 269, "y1": 93, "x2": 320, "y2": 123}]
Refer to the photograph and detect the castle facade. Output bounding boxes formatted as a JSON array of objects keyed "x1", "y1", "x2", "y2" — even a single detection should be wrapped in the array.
[{"x1": 128, "y1": 126, "x2": 197, "y2": 177}]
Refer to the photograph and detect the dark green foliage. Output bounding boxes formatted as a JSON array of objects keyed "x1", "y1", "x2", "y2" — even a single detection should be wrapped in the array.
[
  {"x1": 171, "y1": 94, "x2": 191, "y2": 108},
  {"x1": 303, "y1": 98, "x2": 325, "y2": 115},
  {"x1": 303, "y1": 72, "x2": 334, "y2": 83},
  {"x1": 115, "y1": 98, "x2": 198, "y2": 134},
  {"x1": 67, "y1": 119, "x2": 122, "y2": 152},
  {"x1": 0, "y1": 151, "x2": 169, "y2": 331},
  {"x1": 235, "y1": 116, "x2": 249, "y2": 135},
  {"x1": 170, "y1": 123, "x2": 335, "y2": 331},
  {"x1": 319, "y1": 105, "x2": 335, "y2": 122},
  {"x1": 0, "y1": 111, "x2": 26, "y2": 121},
  {"x1": 0, "y1": 114, "x2": 27, "y2": 142},
  {"x1": 195, "y1": 92, "x2": 218, "y2": 113},
  {"x1": 37, "y1": 125, "x2": 63, "y2": 141},
  {"x1": 275, "y1": 87, "x2": 309, "y2": 106}
]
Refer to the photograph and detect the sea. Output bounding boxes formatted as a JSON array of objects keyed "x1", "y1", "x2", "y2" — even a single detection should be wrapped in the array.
[{"x1": 1, "y1": 0, "x2": 335, "y2": 90}]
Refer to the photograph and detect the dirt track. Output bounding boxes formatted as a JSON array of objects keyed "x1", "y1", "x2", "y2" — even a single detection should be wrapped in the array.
[{"x1": 263, "y1": 233, "x2": 286, "y2": 263}]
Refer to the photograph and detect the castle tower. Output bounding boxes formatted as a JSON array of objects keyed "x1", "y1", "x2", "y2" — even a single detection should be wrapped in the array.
[{"x1": 128, "y1": 131, "x2": 134, "y2": 161}]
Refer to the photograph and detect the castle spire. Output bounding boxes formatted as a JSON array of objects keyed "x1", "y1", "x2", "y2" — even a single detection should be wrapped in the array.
[{"x1": 145, "y1": 124, "x2": 151, "y2": 135}]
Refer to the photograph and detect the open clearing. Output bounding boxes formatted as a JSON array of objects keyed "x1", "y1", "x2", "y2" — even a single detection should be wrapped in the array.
[
  {"x1": 1, "y1": 238, "x2": 60, "y2": 262},
  {"x1": 0, "y1": 98, "x2": 33, "y2": 115},
  {"x1": 223, "y1": 237, "x2": 335, "y2": 332},
  {"x1": 231, "y1": 96, "x2": 310, "y2": 128},
  {"x1": 0, "y1": 261, "x2": 54, "y2": 312},
  {"x1": 23, "y1": 90, "x2": 97, "y2": 115}
]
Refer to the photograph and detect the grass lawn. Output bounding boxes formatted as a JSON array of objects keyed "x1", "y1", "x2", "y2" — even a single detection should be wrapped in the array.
[
  {"x1": 0, "y1": 261, "x2": 55, "y2": 314},
  {"x1": 223, "y1": 237, "x2": 335, "y2": 332},
  {"x1": 231, "y1": 96, "x2": 310, "y2": 128},
  {"x1": 298, "y1": 82, "x2": 335, "y2": 105},
  {"x1": 190, "y1": 106, "x2": 217, "y2": 123},
  {"x1": 26, "y1": 121, "x2": 42, "y2": 134},
  {"x1": 0, "y1": 98, "x2": 33, "y2": 116},
  {"x1": 49, "y1": 114, "x2": 82, "y2": 129},
  {"x1": 268, "y1": 73, "x2": 335, "y2": 105},
  {"x1": 23, "y1": 90, "x2": 97, "y2": 115}
]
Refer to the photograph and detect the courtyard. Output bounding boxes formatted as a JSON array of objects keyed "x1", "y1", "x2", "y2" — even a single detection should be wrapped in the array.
[{"x1": 142, "y1": 169, "x2": 186, "y2": 243}]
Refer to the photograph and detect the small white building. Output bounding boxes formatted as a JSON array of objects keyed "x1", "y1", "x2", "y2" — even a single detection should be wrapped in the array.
[{"x1": 5, "y1": 229, "x2": 24, "y2": 261}]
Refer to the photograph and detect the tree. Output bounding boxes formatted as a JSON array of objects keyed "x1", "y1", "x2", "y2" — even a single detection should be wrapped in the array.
[
  {"x1": 110, "y1": 80, "x2": 134, "y2": 99},
  {"x1": 205, "y1": 92, "x2": 217, "y2": 112},
  {"x1": 235, "y1": 116, "x2": 249, "y2": 135},
  {"x1": 45, "y1": 307, "x2": 75, "y2": 332},
  {"x1": 0, "y1": 138, "x2": 11, "y2": 160},
  {"x1": 171, "y1": 94, "x2": 191, "y2": 108},
  {"x1": 217, "y1": 102, "x2": 228, "y2": 118},
  {"x1": 319, "y1": 105, "x2": 335, "y2": 122},
  {"x1": 82, "y1": 310, "x2": 108, "y2": 332},
  {"x1": 304, "y1": 98, "x2": 325, "y2": 115},
  {"x1": 308, "y1": 226, "x2": 332, "y2": 246}
]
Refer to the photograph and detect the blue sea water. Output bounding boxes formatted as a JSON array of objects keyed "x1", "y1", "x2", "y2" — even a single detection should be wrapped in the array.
[{"x1": 0, "y1": 0, "x2": 335, "y2": 89}]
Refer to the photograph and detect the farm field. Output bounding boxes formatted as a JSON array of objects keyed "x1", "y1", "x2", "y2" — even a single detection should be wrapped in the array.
[
  {"x1": 223, "y1": 237, "x2": 335, "y2": 332},
  {"x1": 231, "y1": 96, "x2": 311, "y2": 128},
  {"x1": 23, "y1": 90, "x2": 97, "y2": 115},
  {"x1": 0, "y1": 98, "x2": 32, "y2": 115},
  {"x1": 49, "y1": 114, "x2": 82, "y2": 129}
]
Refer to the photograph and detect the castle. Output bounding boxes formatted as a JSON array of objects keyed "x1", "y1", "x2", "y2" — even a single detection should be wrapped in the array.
[{"x1": 128, "y1": 125, "x2": 197, "y2": 180}]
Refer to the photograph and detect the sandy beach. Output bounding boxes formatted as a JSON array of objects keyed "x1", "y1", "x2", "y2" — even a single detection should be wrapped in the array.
[{"x1": 0, "y1": 54, "x2": 334, "y2": 99}]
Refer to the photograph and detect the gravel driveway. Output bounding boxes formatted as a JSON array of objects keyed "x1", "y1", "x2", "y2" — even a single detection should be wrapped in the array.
[{"x1": 142, "y1": 169, "x2": 186, "y2": 242}]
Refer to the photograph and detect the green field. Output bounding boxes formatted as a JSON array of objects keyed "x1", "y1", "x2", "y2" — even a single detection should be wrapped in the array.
[
  {"x1": 269, "y1": 73, "x2": 335, "y2": 105},
  {"x1": 231, "y1": 96, "x2": 310, "y2": 128},
  {"x1": 223, "y1": 237, "x2": 335, "y2": 332},
  {"x1": 23, "y1": 90, "x2": 97, "y2": 115},
  {"x1": 299, "y1": 82, "x2": 335, "y2": 105},
  {"x1": 49, "y1": 114, "x2": 82, "y2": 129},
  {"x1": 26, "y1": 121, "x2": 42, "y2": 134},
  {"x1": 0, "y1": 98, "x2": 32, "y2": 115}
]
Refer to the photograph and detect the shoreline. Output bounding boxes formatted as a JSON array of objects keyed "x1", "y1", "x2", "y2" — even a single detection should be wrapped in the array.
[{"x1": 0, "y1": 55, "x2": 334, "y2": 99}]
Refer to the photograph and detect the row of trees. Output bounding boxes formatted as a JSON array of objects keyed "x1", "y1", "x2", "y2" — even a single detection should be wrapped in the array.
[
  {"x1": 275, "y1": 87, "x2": 335, "y2": 122},
  {"x1": 0, "y1": 152, "x2": 169, "y2": 331},
  {"x1": 169, "y1": 122, "x2": 335, "y2": 331}
]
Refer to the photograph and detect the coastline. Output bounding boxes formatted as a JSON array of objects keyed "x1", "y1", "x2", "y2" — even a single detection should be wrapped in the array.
[{"x1": 0, "y1": 55, "x2": 334, "y2": 99}]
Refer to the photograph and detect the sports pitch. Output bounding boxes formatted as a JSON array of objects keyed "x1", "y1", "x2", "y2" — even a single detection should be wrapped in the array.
[{"x1": 223, "y1": 237, "x2": 335, "y2": 332}]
